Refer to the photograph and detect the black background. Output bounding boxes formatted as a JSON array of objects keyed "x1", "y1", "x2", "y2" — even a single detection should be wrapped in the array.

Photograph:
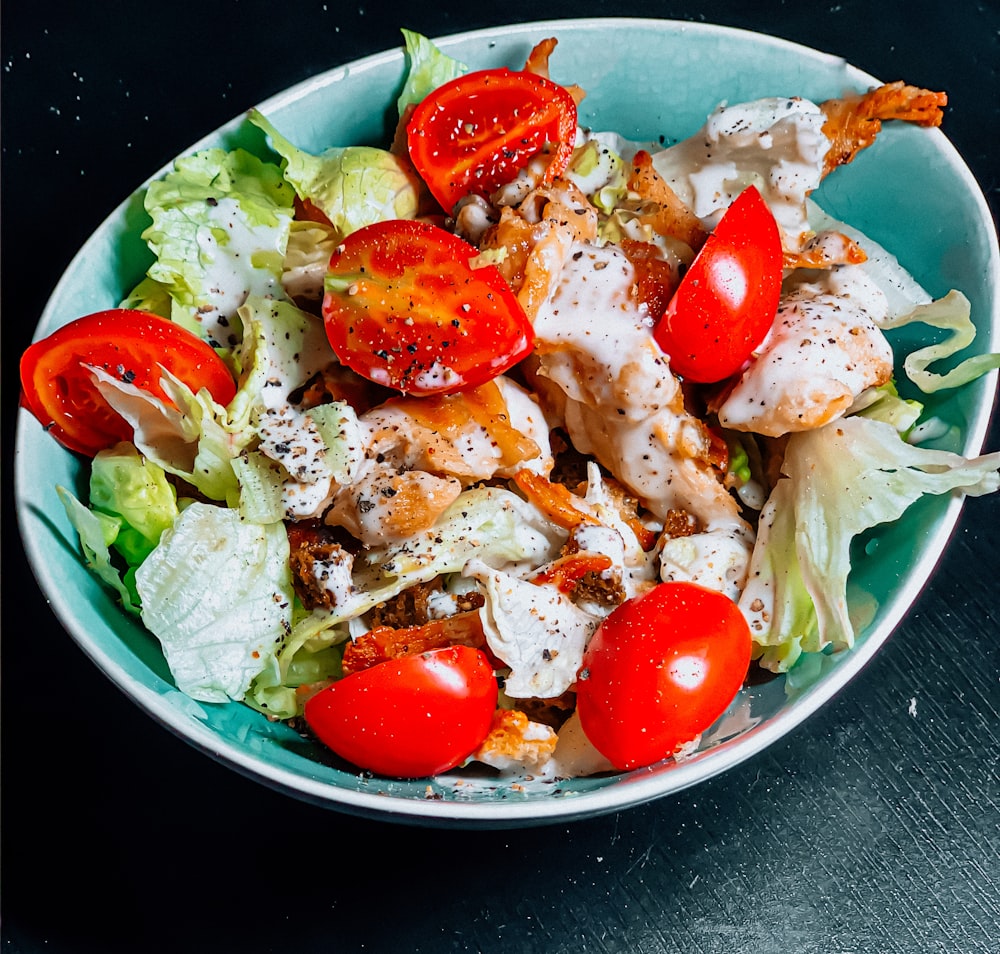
[{"x1": 3, "y1": 2, "x2": 999, "y2": 952}]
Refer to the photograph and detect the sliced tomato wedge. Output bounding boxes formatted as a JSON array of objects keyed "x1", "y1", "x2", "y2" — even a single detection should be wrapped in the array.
[
  {"x1": 653, "y1": 185, "x2": 783, "y2": 383},
  {"x1": 406, "y1": 68, "x2": 578, "y2": 213},
  {"x1": 322, "y1": 218, "x2": 534, "y2": 395},
  {"x1": 19, "y1": 308, "x2": 237, "y2": 457}
]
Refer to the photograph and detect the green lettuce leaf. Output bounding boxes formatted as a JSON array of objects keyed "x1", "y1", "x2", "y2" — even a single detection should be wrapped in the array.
[
  {"x1": 57, "y1": 486, "x2": 142, "y2": 615},
  {"x1": 396, "y1": 29, "x2": 467, "y2": 115},
  {"x1": 134, "y1": 502, "x2": 293, "y2": 703},
  {"x1": 850, "y1": 380, "x2": 923, "y2": 436},
  {"x1": 281, "y1": 219, "x2": 339, "y2": 304},
  {"x1": 88, "y1": 442, "x2": 179, "y2": 565},
  {"x1": 248, "y1": 109, "x2": 423, "y2": 239},
  {"x1": 140, "y1": 147, "x2": 295, "y2": 344},
  {"x1": 741, "y1": 415, "x2": 1000, "y2": 673},
  {"x1": 88, "y1": 295, "x2": 335, "y2": 506}
]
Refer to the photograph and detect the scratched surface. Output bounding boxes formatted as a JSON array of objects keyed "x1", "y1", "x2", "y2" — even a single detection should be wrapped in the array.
[{"x1": 2, "y1": 2, "x2": 998, "y2": 952}]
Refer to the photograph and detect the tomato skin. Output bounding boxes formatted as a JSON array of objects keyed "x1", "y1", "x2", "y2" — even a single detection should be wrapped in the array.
[
  {"x1": 303, "y1": 645, "x2": 499, "y2": 778},
  {"x1": 575, "y1": 581, "x2": 752, "y2": 771},
  {"x1": 19, "y1": 308, "x2": 237, "y2": 457},
  {"x1": 406, "y1": 68, "x2": 578, "y2": 213},
  {"x1": 653, "y1": 185, "x2": 782, "y2": 384},
  {"x1": 322, "y1": 219, "x2": 534, "y2": 396}
]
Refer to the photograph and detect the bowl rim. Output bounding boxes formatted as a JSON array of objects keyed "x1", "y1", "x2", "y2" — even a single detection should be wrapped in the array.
[{"x1": 15, "y1": 15, "x2": 1000, "y2": 827}]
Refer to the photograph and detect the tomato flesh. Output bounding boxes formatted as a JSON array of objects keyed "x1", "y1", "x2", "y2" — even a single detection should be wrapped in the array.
[
  {"x1": 19, "y1": 308, "x2": 237, "y2": 457},
  {"x1": 322, "y1": 219, "x2": 534, "y2": 395},
  {"x1": 303, "y1": 645, "x2": 498, "y2": 778},
  {"x1": 575, "y1": 581, "x2": 752, "y2": 771},
  {"x1": 407, "y1": 68, "x2": 578, "y2": 213},
  {"x1": 654, "y1": 185, "x2": 782, "y2": 383}
]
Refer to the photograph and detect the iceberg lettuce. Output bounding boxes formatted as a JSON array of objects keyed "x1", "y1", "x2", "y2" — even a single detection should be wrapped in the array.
[
  {"x1": 876, "y1": 290, "x2": 1000, "y2": 394},
  {"x1": 134, "y1": 502, "x2": 293, "y2": 703},
  {"x1": 57, "y1": 486, "x2": 142, "y2": 615},
  {"x1": 88, "y1": 295, "x2": 336, "y2": 506},
  {"x1": 741, "y1": 415, "x2": 1000, "y2": 673},
  {"x1": 248, "y1": 109, "x2": 423, "y2": 239},
  {"x1": 88, "y1": 442, "x2": 179, "y2": 565},
  {"x1": 57, "y1": 444, "x2": 180, "y2": 612}
]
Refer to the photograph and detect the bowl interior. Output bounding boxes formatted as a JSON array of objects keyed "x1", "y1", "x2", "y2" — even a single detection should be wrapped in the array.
[{"x1": 15, "y1": 18, "x2": 999, "y2": 826}]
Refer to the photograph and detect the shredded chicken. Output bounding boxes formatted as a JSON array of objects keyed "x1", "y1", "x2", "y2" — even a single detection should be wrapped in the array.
[
  {"x1": 480, "y1": 179, "x2": 599, "y2": 321},
  {"x1": 716, "y1": 268, "x2": 894, "y2": 436},
  {"x1": 341, "y1": 611, "x2": 489, "y2": 676},
  {"x1": 522, "y1": 37, "x2": 586, "y2": 107},
  {"x1": 820, "y1": 81, "x2": 947, "y2": 177},
  {"x1": 472, "y1": 708, "x2": 559, "y2": 773},
  {"x1": 626, "y1": 149, "x2": 709, "y2": 252}
]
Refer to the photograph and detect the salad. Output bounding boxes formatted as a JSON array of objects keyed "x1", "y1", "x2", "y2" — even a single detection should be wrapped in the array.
[{"x1": 19, "y1": 30, "x2": 1000, "y2": 781}]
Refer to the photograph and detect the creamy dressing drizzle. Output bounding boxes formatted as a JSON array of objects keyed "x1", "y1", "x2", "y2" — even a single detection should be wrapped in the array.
[
  {"x1": 194, "y1": 197, "x2": 287, "y2": 345},
  {"x1": 650, "y1": 97, "x2": 829, "y2": 248}
]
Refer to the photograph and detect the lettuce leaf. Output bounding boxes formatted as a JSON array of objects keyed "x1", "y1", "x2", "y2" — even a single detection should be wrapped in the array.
[
  {"x1": 88, "y1": 295, "x2": 335, "y2": 506},
  {"x1": 741, "y1": 415, "x2": 1000, "y2": 672},
  {"x1": 139, "y1": 148, "x2": 295, "y2": 345},
  {"x1": 88, "y1": 442, "x2": 179, "y2": 565},
  {"x1": 248, "y1": 109, "x2": 423, "y2": 239},
  {"x1": 57, "y1": 486, "x2": 142, "y2": 615},
  {"x1": 877, "y1": 290, "x2": 1000, "y2": 393},
  {"x1": 396, "y1": 29, "x2": 467, "y2": 115},
  {"x1": 89, "y1": 364, "x2": 242, "y2": 505},
  {"x1": 134, "y1": 502, "x2": 293, "y2": 703}
]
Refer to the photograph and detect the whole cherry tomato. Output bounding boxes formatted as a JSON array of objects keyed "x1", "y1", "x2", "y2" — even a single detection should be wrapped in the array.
[
  {"x1": 19, "y1": 308, "x2": 237, "y2": 457},
  {"x1": 575, "y1": 581, "x2": 752, "y2": 771},
  {"x1": 322, "y1": 219, "x2": 534, "y2": 395},
  {"x1": 303, "y1": 645, "x2": 498, "y2": 778},
  {"x1": 406, "y1": 68, "x2": 578, "y2": 213},
  {"x1": 654, "y1": 185, "x2": 782, "y2": 383}
]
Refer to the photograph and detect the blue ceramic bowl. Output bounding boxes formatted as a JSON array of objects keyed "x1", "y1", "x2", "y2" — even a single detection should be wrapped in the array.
[{"x1": 15, "y1": 18, "x2": 999, "y2": 827}]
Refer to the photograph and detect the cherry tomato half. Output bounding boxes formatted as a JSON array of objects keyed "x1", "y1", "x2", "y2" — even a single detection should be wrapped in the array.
[
  {"x1": 575, "y1": 581, "x2": 752, "y2": 771},
  {"x1": 322, "y1": 219, "x2": 534, "y2": 396},
  {"x1": 303, "y1": 645, "x2": 498, "y2": 778},
  {"x1": 19, "y1": 308, "x2": 237, "y2": 457},
  {"x1": 406, "y1": 68, "x2": 578, "y2": 213},
  {"x1": 654, "y1": 185, "x2": 782, "y2": 383}
]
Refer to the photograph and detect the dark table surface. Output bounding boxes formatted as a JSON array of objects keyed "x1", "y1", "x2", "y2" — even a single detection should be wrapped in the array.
[{"x1": 3, "y1": 2, "x2": 999, "y2": 952}]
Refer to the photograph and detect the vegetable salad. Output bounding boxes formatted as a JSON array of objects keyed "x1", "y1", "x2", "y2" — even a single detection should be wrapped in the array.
[{"x1": 20, "y1": 30, "x2": 1000, "y2": 780}]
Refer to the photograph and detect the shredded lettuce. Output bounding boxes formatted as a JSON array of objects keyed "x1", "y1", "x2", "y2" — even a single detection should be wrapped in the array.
[
  {"x1": 566, "y1": 132, "x2": 630, "y2": 215},
  {"x1": 281, "y1": 219, "x2": 339, "y2": 304},
  {"x1": 89, "y1": 295, "x2": 336, "y2": 507},
  {"x1": 850, "y1": 381, "x2": 924, "y2": 436},
  {"x1": 89, "y1": 364, "x2": 242, "y2": 505},
  {"x1": 741, "y1": 415, "x2": 1000, "y2": 673},
  {"x1": 134, "y1": 502, "x2": 294, "y2": 703},
  {"x1": 228, "y1": 295, "x2": 334, "y2": 422},
  {"x1": 119, "y1": 275, "x2": 173, "y2": 320}
]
